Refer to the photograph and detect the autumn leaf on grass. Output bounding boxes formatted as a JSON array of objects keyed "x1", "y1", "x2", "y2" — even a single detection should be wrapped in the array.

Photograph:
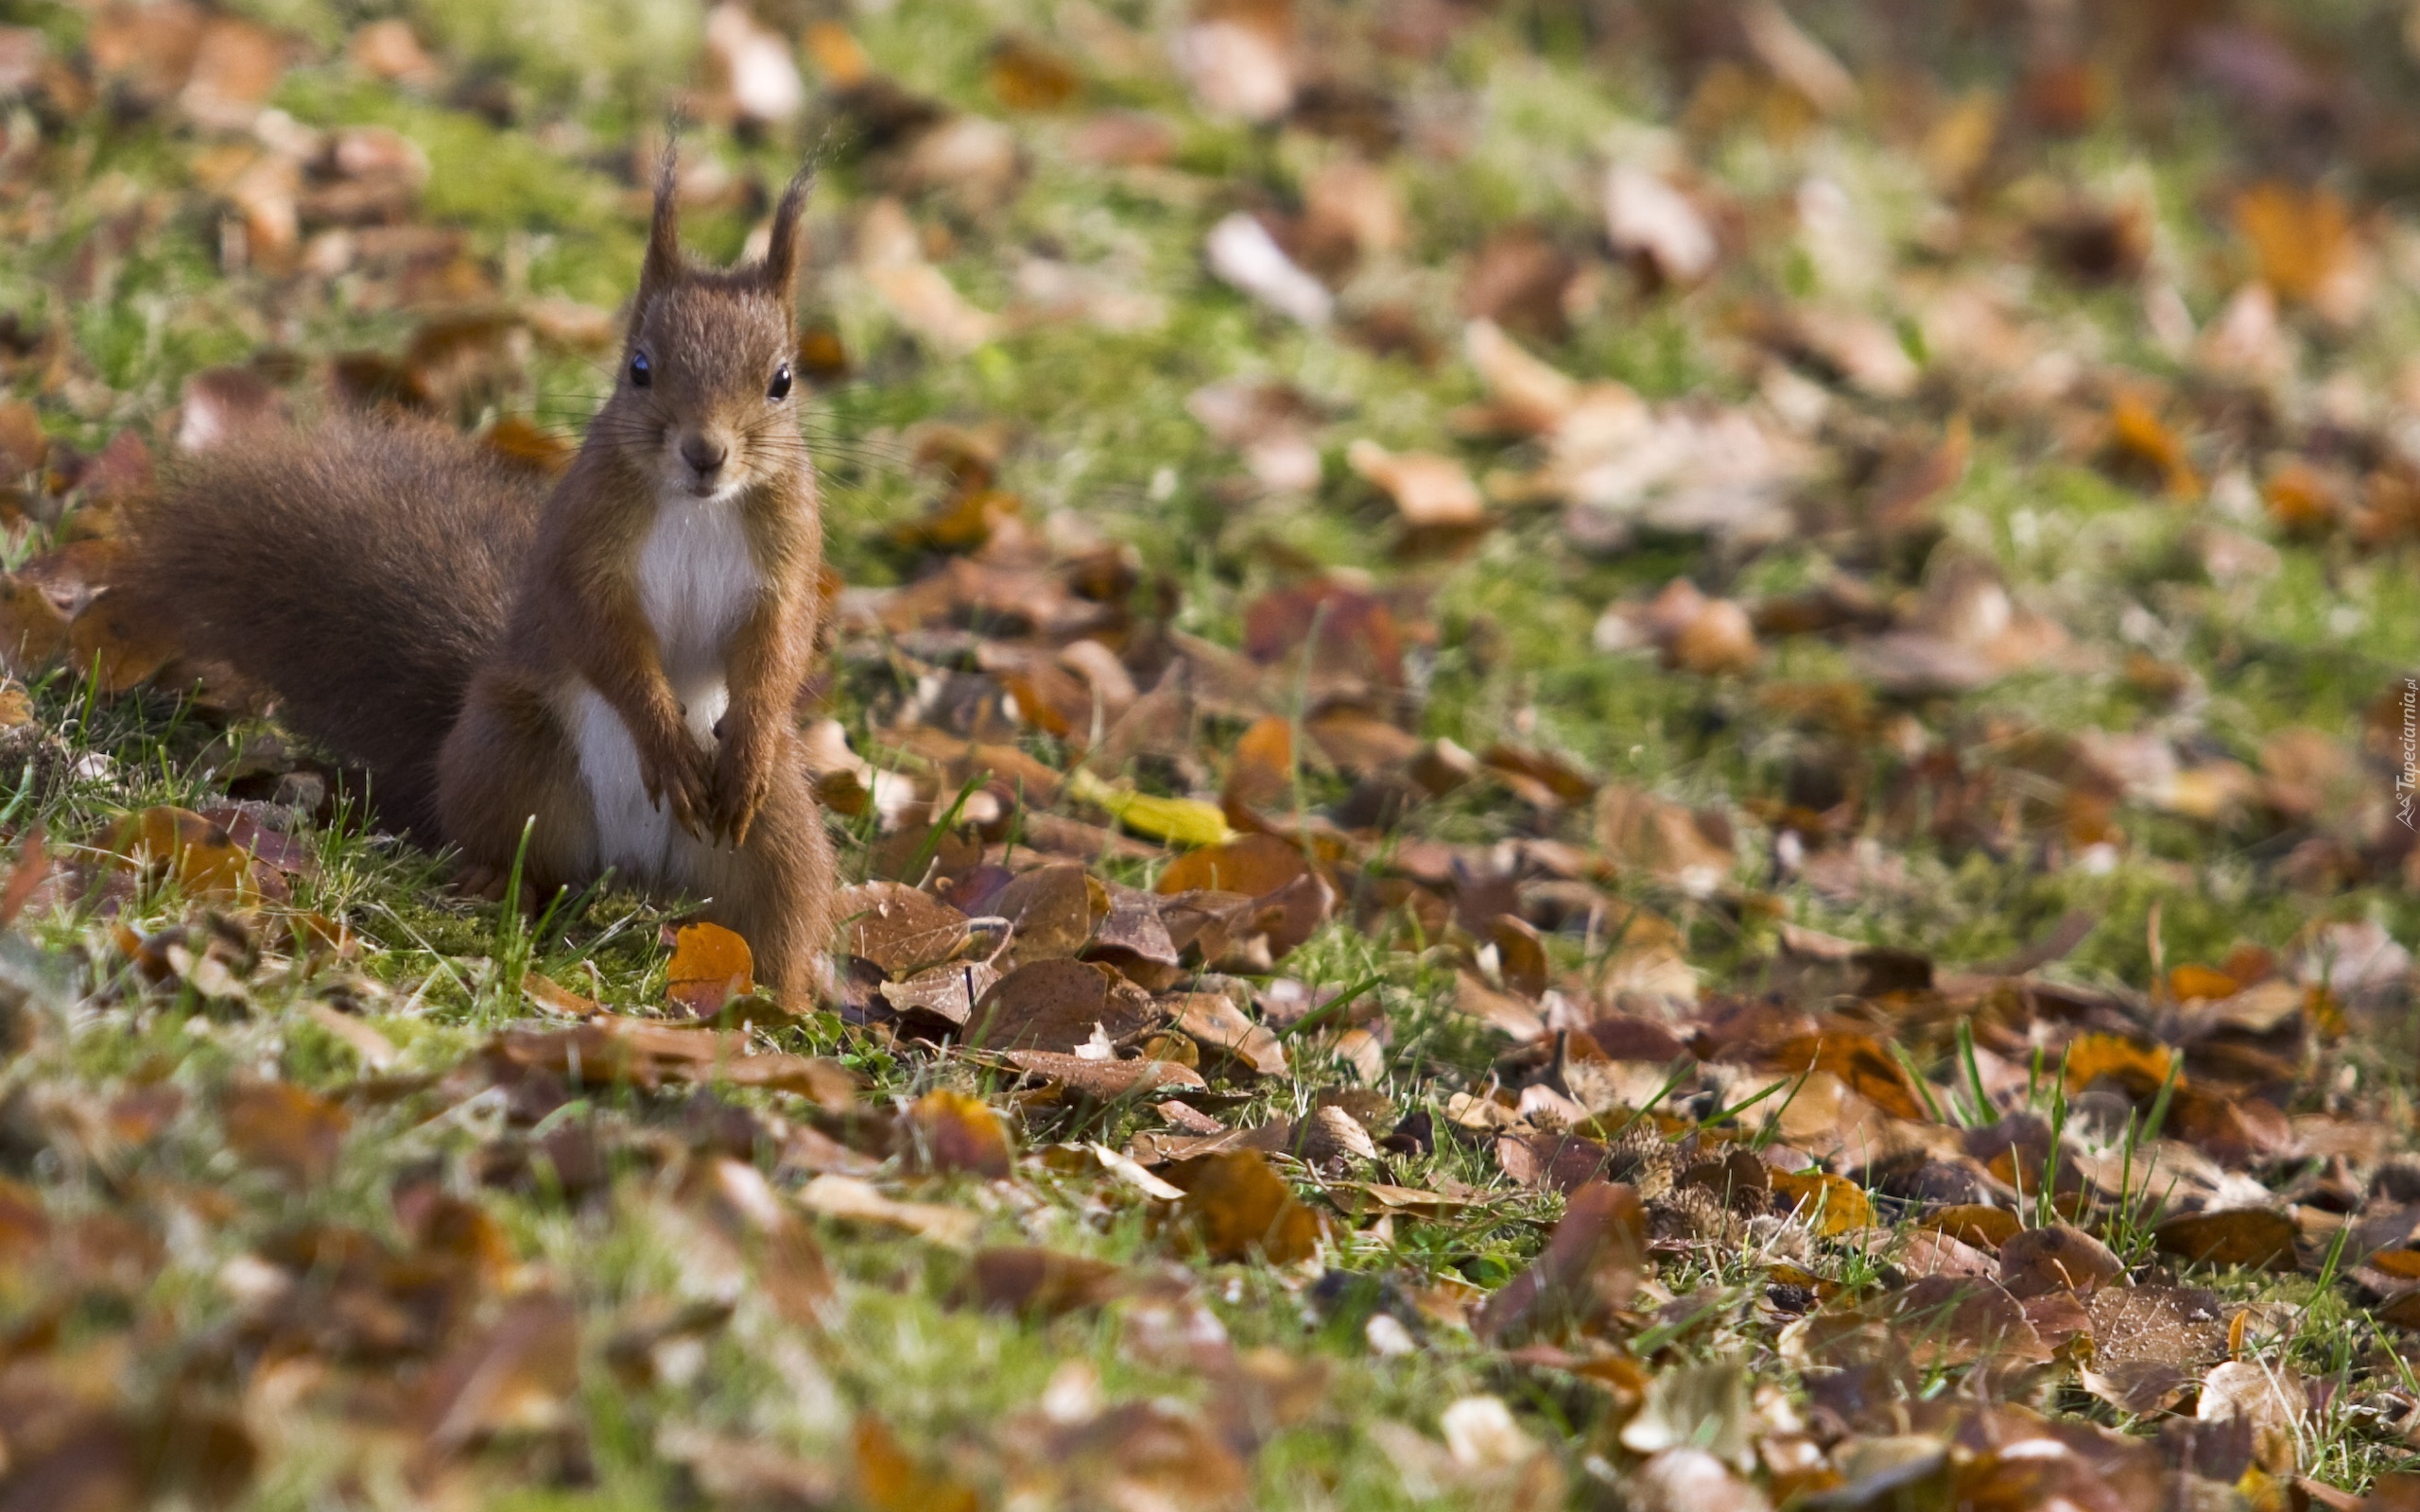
[
  {"x1": 2151, "y1": 1209, "x2": 2299, "y2": 1271},
  {"x1": 1619, "y1": 1359, "x2": 1754, "y2": 1469},
  {"x1": 1594, "y1": 578, "x2": 1759, "y2": 677},
  {"x1": 1156, "y1": 833, "x2": 1312, "y2": 897},
  {"x1": 2235, "y1": 181, "x2": 2367, "y2": 318},
  {"x1": 1164, "y1": 1149, "x2": 1322, "y2": 1263},
  {"x1": 958, "y1": 1246, "x2": 1127, "y2": 1318},
  {"x1": 418, "y1": 1295, "x2": 580, "y2": 1462},
  {"x1": 905, "y1": 1089, "x2": 1013, "y2": 1178},
  {"x1": 799, "y1": 1175, "x2": 980, "y2": 1247},
  {"x1": 108, "y1": 805, "x2": 263, "y2": 904},
  {"x1": 522, "y1": 970, "x2": 599, "y2": 1018},
  {"x1": 989, "y1": 34, "x2": 1081, "y2": 111},
  {"x1": 222, "y1": 1078, "x2": 348, "y2": 1185},
  {"x1": 1758, "y1": 1032, "x2": 1929, "y2": 1122},
  {"x1": 667, "y1": 921, "x2": 752, "y2": 1016},
  {"x1": 1768, "y1": 1168, "x2": 1873, "y2": 1236},
  {"x1": 856, "y1": 1415, "x2": 981, "y2": 1512},
  {"x1": 68, "y1": 589, "x2": 176, "y2": 694},
  {"x1": 1475, "y1": 1179, "x2": 1646, "y2": 1344},
  {"x1": 1347, "y1": 438, "x2": 1488, "y2": 533},
  {"x1": 2102, "y1": 392, "x2": 2199, "y2": 498},
  {"x1": 2062, "y1": 1032, "x2": 2174, "y2": 1099},
  {"x1": 1997, "y1": 1225, "x2": 2124, "y2": 1297},
  {"x1": 1066, "y1": 766, "x2": 1234, "y2": 847}
]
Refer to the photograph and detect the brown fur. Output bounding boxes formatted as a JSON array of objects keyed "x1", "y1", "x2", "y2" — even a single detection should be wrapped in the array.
[
  {"x1": 126, "y1": 155, "x2": 838, "y2": 1001},
  {"x1": 119, "y1": 416, "x2": 550, "y2": 835}
]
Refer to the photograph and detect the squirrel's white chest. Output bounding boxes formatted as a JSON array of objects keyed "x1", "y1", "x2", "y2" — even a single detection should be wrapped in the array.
[
  {"x1": 562, "y1": 493, "x2": 763, "y2": 890},
  {"x1": 635, "y1": 493, "x2": 762, "y2": 739}
]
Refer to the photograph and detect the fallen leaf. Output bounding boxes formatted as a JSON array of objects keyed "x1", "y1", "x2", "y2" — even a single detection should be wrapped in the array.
[
  {"x1": 1205, "y1": 212, "x2": 1331, "y2": 327},
  {"x1": 1475, "y1": 1180, "x2": 1647, "y2": 1342},
  {"x1": 419, "y1": 1294, "x2": 580, "y2": 1459},
  {"x1": 1347, "y1": 439, "x2": 1486, "y2": 529},
  {"x1": 2152, "y1": 1209, "x2": 2299, "y2": 1271},
  {"x1": 855, "y1": 1414, "x2": 983, "y2": 1512},
  {"x1": 959, "y1": 1246, "x2": 1126, "y2": 1316},
  {"x1": 1768, "y1": 1169, "x2": 1874, "y2": 1236},
  {"x1": 1164, "y1": 1149, "x2": 1322, "y2": 1263},
  {"x1": 221, "y1": 1079, "x2": 348, "y2": 1185},
  {"x1": 666, "y1": 922, "x2": 754, "y2": 1016},
  {"x1": 799, "y1": 1175, "x2": 980, "y2": 1247},
  {"x1": 906, "y1": 1089, "x2": 1013, "y2": 1178}
]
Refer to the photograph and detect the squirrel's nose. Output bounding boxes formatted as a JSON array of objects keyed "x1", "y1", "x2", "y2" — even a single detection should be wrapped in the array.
[{"x1": 680, "y1": 435, "x2": 728, "y2": 474}]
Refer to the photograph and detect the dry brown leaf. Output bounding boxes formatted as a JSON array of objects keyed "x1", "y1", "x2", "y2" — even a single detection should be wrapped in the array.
[
  {"x1": 1475, "y1": 1180, "x2": 1646, "y2": 1343},
  {"x1": 989, "y1": 34, "x2": 1082, "y2": 111},
  {"x1": 966, "y1": 957, "x2": 1156, "y2": 1052},
  {"x1": 1347, "y1": 439, "x2": 1486, "y2": 529},
  {"x1": 856, "y1": 1414, "x2": 983, "y2": 1512},
  {"x1": 800, "y1": 1175, "x2": 980, "y2": 1247},
  {"x1": 1998, "y1": 1225, "x2": 2124, "y2": 1297},
  {"x1": 221, "y1": 1079, "x2": 348, "y2": 1185},
  {"x1": 843, "y1": 880, "x2": 976, "y2": 976},
  {"x1": 1167, "y1": 991, "x2": 1287, "y2": 1078},
  {"x1": 2152, "y1": 1209, "x2": 2299, "y2": 1272},
  {"x1": 108, "y1": 806, "x2": 261, "y2": 904},
  {"x1": 999, "y1": 1049, "x2": 1208, "y2": 1101},
  {"x1": 1758, "y1": 1032, "x2": 1928, "y2": 1123},
  {"x1": 1164, "y1": 1148, "x2": 1322, "y2": 1263},
  {"x1": 418, "y1": 1294, "x2": 580, "y2": 1459},
  {"x1": 959, "y1": 1246, "x2": 1127, "y2": 1316},
  {"x1": 523, "y1": 971, "x2": 600, "y2": 1018}
]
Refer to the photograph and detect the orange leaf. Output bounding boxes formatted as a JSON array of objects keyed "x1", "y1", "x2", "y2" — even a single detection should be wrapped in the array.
[
  {"x1": 854, "y1": 1415, "x2": 980, "y2": 1512},
  {"x1": 2062, "y1": 1032, "x2": 2173, "y2": 1099},
  {"x1": 1770, "y1": 1169, "x2": 1874, "y2": 1236},
  {"x1": 2235, "y1": 180, "x2": 2352, "y2": 304},
  {"x1": 988, "y1": 36, "x2": 1081, "y2": 112},
  {"x1": 0, "y1": 576, "x2": 68, "y2": 676},
  {"x1": 1760, "y1": 1033, "x2": 1929, "y2": 1122},
  {"x1": 906, "y1": 1089, "x2": 1013, "y2": 1178},
  {"x1": 1223, "y1": 713, "x2": 1294, "y2": 808},
  {"x1": 2106, "y1": 392, "x2": 2198, "y2": 498},
  {"x1": 667, "y1": 922, "x2": 753, "y2": 1016},
  {"x1": 68, "y1": 589, "x2": 177, "y2": 694},
  {"x1": 2167, "y1": 964, "x2": 2238, "y2": 1003},
  {"x1": 108, "y1": 804, "x2": 259, "y2": 902},
  {"x1": 1154, "y1": 833, "x2": 1309, "y2": 898}
]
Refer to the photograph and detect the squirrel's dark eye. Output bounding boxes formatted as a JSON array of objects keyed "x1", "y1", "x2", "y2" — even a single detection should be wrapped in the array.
[
  {"x1": 768, "y1": 363, "x2": 792, "y2": 402},
  {"x1": 629, "y1": 351, "x2": 651, "y2": 387}
]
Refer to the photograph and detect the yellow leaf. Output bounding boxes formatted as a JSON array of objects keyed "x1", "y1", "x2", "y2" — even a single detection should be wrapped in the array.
[
  {"x1": 1770, "y1": 1169, "x2": 1873, "y2": 1236},
  {"x1": 1067, "y1": 767, "x2": 1235, "y2": 847}
]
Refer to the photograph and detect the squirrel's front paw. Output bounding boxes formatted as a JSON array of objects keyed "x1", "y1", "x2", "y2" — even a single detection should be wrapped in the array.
[
  {"x1": 642, "y1": 743, "x2": 715, "y2": 838},
  {"x1": 707, "y1": 743, "x2": 771, "y2": 847}
]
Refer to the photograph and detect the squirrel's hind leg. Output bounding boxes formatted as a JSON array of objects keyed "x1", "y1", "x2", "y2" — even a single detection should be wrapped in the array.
[
  {"x1": 690, "y1": 734, "x2": 838, "y2": 1006},
  {"x1": 437, "y1": 670, "x2": 601, "y2": 908}
]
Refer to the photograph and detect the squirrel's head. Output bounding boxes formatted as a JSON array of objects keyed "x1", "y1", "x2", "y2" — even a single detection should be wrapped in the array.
[{"x1": 610, "y1": 150, "x2": 813, "y2": 502}]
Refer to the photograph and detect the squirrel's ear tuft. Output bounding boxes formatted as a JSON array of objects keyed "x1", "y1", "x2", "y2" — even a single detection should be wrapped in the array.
[
  {"x1": 761, "y1": 163, "x2": 814, "y2": 294},
  {"x1": 639, "y1": 138, "x2": 683, "y2": 300}
]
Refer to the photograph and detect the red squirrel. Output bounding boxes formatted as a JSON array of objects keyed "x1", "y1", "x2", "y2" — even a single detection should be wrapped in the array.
[{"x1": 122, "y1": 155, "x2": 838, "y2": 1001}]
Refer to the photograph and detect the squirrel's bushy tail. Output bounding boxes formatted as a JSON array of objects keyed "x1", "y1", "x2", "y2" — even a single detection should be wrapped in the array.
[{"x1": 119, "y1": 415, "x2": 550, "y2": 836}]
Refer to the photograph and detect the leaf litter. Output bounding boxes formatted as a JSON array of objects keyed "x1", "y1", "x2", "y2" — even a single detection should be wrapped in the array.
[{"x1": 3, "y1": 0, "x2": 2420, "y2": 1507}]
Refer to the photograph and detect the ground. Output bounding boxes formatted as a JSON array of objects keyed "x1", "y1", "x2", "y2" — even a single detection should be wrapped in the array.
[{"x1": 3, "y1": 1, "x2": 2420, "y2": 1508}]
